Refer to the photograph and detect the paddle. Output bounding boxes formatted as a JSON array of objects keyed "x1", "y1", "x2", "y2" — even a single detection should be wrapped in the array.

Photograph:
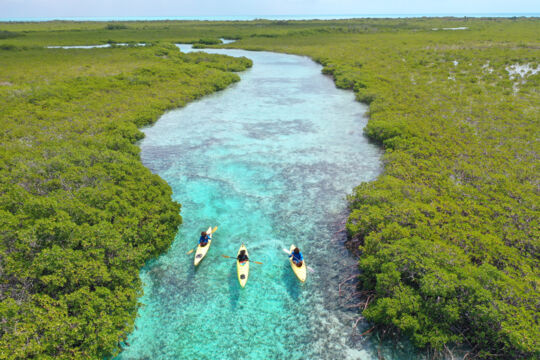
[
  {"x1": 282, "y1": 248, "x2": 315, "y2": 273},
  {"x1": 221, "y1": 254, "x2": 263, "y2": 265},
  {"x1": 186, "y1": 226, "x2": 218, "y2": 254}
]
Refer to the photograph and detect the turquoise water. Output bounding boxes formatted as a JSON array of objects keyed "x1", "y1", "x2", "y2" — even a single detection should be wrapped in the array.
[{"x1": 115, "y1": 46, "x2": 415, "y2": 360}]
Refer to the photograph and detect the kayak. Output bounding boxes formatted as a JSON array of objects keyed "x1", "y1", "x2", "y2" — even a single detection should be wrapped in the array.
[
  {"x1": 236, "y1": 244, "x2": 249, "y2": 288},
  {"x1": 289, "y1": 244, "x2": 307, "y2": 282},
  {"x1": 194, "y1": 226, "x2": 217, "y2": 266}
]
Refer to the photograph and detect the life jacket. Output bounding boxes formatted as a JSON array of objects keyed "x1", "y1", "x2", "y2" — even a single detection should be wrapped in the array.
[
  {"x1": 292, "y1": 251, "x2": 303, "y2": 262},
  {"x1": 238, "y1": 254, "x2": 248, "y2": 262}
]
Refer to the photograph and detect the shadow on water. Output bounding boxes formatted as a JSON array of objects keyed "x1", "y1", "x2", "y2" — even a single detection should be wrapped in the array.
[
  {"x1": 186, "y1": 262, "x2": 198, "y2": 283},
  {"x1": 228, "y1": 262, "x2": 240, "y2": 310},
  {"x1": 282, "y1": 262, "x2": 300, "y2": 300}
]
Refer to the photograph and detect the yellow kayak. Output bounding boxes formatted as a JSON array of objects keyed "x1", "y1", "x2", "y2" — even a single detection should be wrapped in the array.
[
  {"x1": 236, "y1": 244, "x2": 249, "y2": 288},
  {"x1": 194, "y1": 226, "x2": 217, "y2": 266},
  {"x1": 289, "y1": 244, "x2": 306, "y2": 282}
]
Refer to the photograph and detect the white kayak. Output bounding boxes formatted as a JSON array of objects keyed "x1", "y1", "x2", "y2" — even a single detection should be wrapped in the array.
[
  {"x1": 236, "y1": 244, "x2": 249, "y2": 288},
  {"x1": 194, "y1": 226, "x2": 217, "y2": 266}
]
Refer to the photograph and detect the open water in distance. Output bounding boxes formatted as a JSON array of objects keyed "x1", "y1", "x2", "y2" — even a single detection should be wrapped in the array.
[
  {"x1": 3, "y1": 13, "x2": 539, "y2": 21},
  {"x1": 115, "y1": 45, "x2": 418, "y2": 360}
]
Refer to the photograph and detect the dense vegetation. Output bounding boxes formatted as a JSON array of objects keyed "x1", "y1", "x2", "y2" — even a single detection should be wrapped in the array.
[
  {"x1": 1, "y1": 17, "x2": 538, "y2": 359},
  {"x1": 0, "y1": 42, "x2": 251, "y2": 359},
  {"x1": 231, "y1": 19, "x2": 539, "y2": 358}
]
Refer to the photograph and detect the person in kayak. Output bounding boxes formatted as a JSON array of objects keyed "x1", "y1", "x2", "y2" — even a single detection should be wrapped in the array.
[
  {"x1": 237, "y1": 249, "x2": 249, "y2": 264},
  {"x1": 289, "y1": 247, "x2": 303, "y2": 267},
  {"x1": 199, "y1": 231, "x2": 210, "y2": 247}
]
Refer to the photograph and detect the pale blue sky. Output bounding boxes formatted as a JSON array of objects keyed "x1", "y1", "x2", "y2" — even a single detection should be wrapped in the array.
[{"x1": 1, "y1": 0, "x2": 538, "y2": 18}]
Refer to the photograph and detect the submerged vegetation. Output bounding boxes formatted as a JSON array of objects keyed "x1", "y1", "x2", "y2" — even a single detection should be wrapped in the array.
[
  {"x1": 0, "y1": 42, "x2": 251, "y2": 359},
  {"x1": 0, "y1": 17, "x2": 538, "y2": 359},
  {"x1": 232, "y1": 19, "x2": 539, "y2": 358}
]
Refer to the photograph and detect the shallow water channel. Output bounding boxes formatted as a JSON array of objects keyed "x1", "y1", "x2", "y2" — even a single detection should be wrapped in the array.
[{"x1": 115, "y1": 45, "x2": 416, "y2": 359}]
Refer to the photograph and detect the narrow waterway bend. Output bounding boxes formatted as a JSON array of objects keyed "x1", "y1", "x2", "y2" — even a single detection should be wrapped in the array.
[{"x1": 115, "y1": 45, "x2": 404, "y2": 360}]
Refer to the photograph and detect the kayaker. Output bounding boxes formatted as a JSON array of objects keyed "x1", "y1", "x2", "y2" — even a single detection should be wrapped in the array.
[
  {"x1": 237, "y1": 249, "x2": 249, "y2": 263},
  {"x1": 289, "y1": 247, "x2": 303, "y2": 267},
  {"x1": 199, "y1": 231, "x2": 210, "y2": 247}
]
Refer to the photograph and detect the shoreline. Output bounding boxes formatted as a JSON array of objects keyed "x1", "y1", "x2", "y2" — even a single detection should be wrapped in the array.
[{"x1": 2, "y1": 18, "x2": 538, "y2": 359}]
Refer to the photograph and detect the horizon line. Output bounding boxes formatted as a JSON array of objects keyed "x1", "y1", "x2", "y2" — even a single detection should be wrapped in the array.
[{"x1": 2, "y1": 13, "x2": 539, "y2": 22}]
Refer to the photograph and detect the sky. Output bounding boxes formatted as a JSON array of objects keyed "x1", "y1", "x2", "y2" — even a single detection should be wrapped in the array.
[{"x1": 1, "y1": 0, "x2": 539, "y2": 19}]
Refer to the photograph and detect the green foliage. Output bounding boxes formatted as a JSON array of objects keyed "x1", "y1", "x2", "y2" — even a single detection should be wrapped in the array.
[
  {"x1": 231, "y1": 17, "x2": 539, "y2": 358},
  {"x1": 196, "y1": 37, "x2": 222, "y2": 45},
  {"x1": 0, "y1": 30, "x2": 22, "y2": 39},
  {"x1": 105, "y1": 24, "x2": 128, "y2": 30},
  {"x1": 0, "y1": 43, "x2": 251, "y2": 359},
  {"x1": 0, "y1": 44, "x2": 18, "y2": 50},
  {"x1": 0, "y1": 17, "x2": 538, "y2": 359}
]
